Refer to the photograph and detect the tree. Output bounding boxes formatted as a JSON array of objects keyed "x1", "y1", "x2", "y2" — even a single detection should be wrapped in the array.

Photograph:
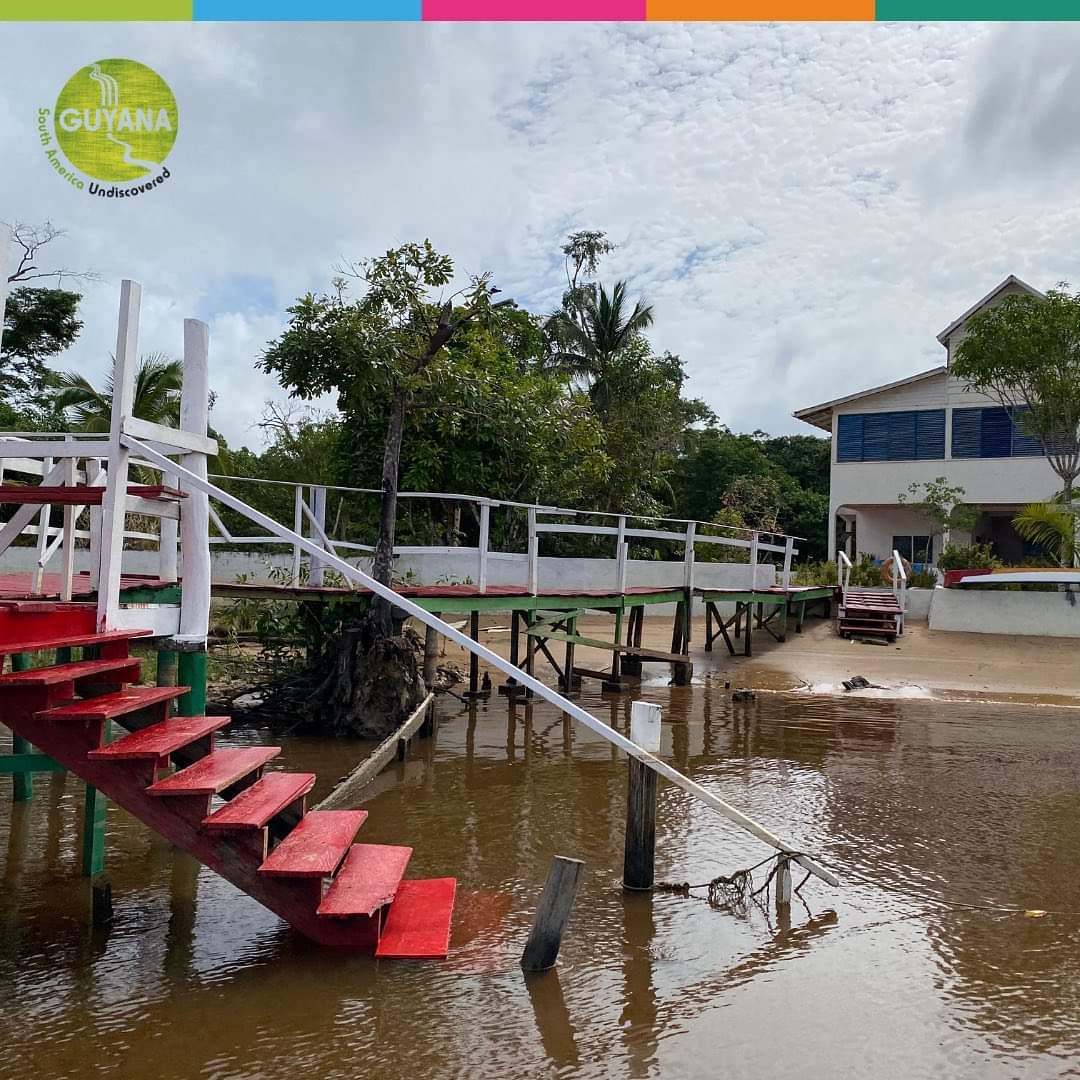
[
  {"x1": 48, "y1": 353, "x2": 183, "y2": 430},
  {"x1": 897, "y1": 477, "x2": 981, "y2": 554},
  {"x1": 1013, "y1": 502, "x2": 1078, "y2": 567},
  {"x1": 952, "y1": 285, "x2": 1080, "y2": 501},
  {"x1": 2, "y1": 221, "x2": 95, "y2": 416},
  {"x1": 261, "y1": 241, "x2": 503, "y2": 737},
  {"x1": 545, "y1": 280, "x2": 654, "y2": 421}
]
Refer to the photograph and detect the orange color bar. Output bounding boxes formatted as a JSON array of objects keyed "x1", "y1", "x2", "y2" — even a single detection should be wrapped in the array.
[{"x1": 647, "y1": 0, "x2": 872, "y2": 17}]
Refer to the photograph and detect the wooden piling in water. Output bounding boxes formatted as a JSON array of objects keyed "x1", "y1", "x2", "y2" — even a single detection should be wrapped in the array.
[
  {"x1": 775, "y1": 855, "x2": 792, "y2": 909},
  {"x1": 521, "y1": 856, "x2": 585, "y2": 973},
  {"x1": 623, "y1": 701, "x2": 662, "y2": 891}
]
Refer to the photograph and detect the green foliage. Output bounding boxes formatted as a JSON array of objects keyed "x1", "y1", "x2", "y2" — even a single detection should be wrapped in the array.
[
  {"x1": 897, "y1": 477, "x2": 980, "y2": 535},
  {"x1": 907, "y1": 568, "x2": 938, "y2": 588},
  {"x1": 670, "y1": 426, "x2": 830, "y2": 559},
  {"x1": 1012, "y1": 502, "x2": 1078, "y2": 567},
  {"x1": 792, "y1": 559, "x2": 838, "y2": 586},
  {"x1": 938, "y1": 542, "x2": 1001, "y2": 571},
  {"x1": 952, "y1": 285, "x2": 1080, "y2": 495},
  {"x1": 1, "y1": 286, "x2": 82, "y2": 411},
  {"x1": 48, "y1": 353, "x2": 183, "y2": 430}
]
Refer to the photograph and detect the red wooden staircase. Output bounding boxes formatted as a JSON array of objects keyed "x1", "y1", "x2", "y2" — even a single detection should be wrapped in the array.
[
  {"x1": 0, "y1": 601, "x2": 455, "y2": 958},
  {"x1": 837, "y1": 590, "x2": 904, "y2": 641}
]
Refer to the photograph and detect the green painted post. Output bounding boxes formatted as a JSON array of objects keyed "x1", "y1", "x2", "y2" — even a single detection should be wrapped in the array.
[
  {"x1": 177, "y1": 650, "x2": 207, "y2": 717},
  {"x1": 81, "y1": 719, "x2": 111, "y2": 878},
  {"x1": 11, "y1": 653, "x2": 33, "y2": 802}
]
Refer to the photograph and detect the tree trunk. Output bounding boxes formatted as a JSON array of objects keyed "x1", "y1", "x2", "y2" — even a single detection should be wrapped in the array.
[
  {"x1": 371, "y1": 390, "x2": 407, "y2": 636},
  {"x1": 309, "y1": 388, "x2": 425, "y2": 739}
]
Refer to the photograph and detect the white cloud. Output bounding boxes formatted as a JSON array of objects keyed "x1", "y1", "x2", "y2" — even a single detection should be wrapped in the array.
[{"x1": 2, "y1": 22, "x2": 1077, "y2": 456}]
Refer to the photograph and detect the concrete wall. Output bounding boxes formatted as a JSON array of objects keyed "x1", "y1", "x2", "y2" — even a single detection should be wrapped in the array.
[
  {"x1": 929, "y1": 587, "x2": 1080, "y2": 637},
  {"x1": 1, "y1": 544, "x2": 772, "y2": 617}
]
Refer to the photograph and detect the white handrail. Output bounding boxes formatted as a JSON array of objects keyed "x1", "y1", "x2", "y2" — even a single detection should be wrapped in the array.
[
  {"x1": 891, "y1": 548, "x2": 908, "y2": 618},
  {"x1": 124, "y1": 431, "x2": 839, "y2": 889},
  {"x1": 837, "y1": 549, "x2": 852, "y2": 603}
]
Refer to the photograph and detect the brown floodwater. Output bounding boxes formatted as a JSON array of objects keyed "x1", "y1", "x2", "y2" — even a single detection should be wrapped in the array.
[{"x1": 3, "y1": 684, "x2": 1080, "y2": 1079}]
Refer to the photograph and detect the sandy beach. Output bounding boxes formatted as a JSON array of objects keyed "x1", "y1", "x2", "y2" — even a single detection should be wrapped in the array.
[{"x1": 438, "y1": 612, "x2": 1080, "y2": 706}]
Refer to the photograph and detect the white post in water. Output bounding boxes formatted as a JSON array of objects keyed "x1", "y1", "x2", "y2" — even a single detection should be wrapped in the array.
[
  {"x1": 309, "y1": 485, "x2": 327, "y2": 587},
  {"x1": 477, "y1": 501, "x2": 490, "y2": 594},
  {"x1": 624, "y1": 700, "x2": 662, "y2": 891},
  {"x1": 177, "y1": 319, "x2": 212, "y2": 644},
  {"x1": 96, "y1": 281, "x2": 140, "y2": 632},
  {"x1": 527, "y1": 507, "x2": 538, "y2": 595},
  {"x1": 748, "y1": 531, "x2": 760, "y2": 591}
]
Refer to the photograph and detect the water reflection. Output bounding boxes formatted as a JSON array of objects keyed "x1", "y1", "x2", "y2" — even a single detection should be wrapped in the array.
[{"x1": 2, "y1": 689, "x2": 1079, "y2": 1078}]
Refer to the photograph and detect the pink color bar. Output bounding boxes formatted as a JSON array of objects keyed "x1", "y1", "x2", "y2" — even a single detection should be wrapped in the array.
[{"x1": 424, "y1": 0, "x2": 644, "y2": 18}]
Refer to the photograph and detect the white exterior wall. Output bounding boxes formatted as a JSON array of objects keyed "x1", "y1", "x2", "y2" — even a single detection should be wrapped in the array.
[
  {"x1": 827, "y1": 373, "x2": 1061, "y2": 562},
  {"x1": 929, "y1": 588, "x2": 1080, "y2": 637}
]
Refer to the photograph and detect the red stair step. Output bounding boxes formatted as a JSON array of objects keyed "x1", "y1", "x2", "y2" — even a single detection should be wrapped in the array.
[
  {"x1": 376, "y1": 878, "x2": 457, "y2": 959},
  {"x1": 317, "y1": 843, "x2": 413, "y2": 918},
  {"x1": 259, "y1": 810, "x2": 369, "y2": 878},
  {"x1": 203, "y1": 772, "x2": 316, "y2": 831},
  {"x1": 36, "y1": 685, "x2": 187, "y2": 722},
  {"x1": 147, "y1": 747, "x2": 280, "y2": 796},
  {"x1": 88, "y1": 715, "x2": 230, "y2": 760},
  {"x1": 0, "y1": 657, "x2": 140, "y2": 687},
  {"x1": 0, "y1": 629, "x2": 152, "y2": 657},
  {"x1": 0, "y1": 484, "x2": 186, "y2": 506}
]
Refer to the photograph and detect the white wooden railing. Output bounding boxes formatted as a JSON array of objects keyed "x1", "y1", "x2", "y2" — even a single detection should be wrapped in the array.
[
  {"x1": 0, "y1": 281, "x2": 216, "y2": 637},
  {"x1": 0, "y1": 269, "x2": 837, "y2": 889},
  {"x1": 204, "y1": 474, "x2": 799, "y2": 596}
]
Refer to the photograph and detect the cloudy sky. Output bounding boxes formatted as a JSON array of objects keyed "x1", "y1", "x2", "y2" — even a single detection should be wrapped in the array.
[{"x1": 2, "y1": 22, "x2": 1079, "y2": 450}]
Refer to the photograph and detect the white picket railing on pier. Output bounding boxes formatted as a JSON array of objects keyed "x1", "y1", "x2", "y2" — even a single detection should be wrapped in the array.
[{"x1": 203, "y1": 473, "x2": 800, "y2": 597}]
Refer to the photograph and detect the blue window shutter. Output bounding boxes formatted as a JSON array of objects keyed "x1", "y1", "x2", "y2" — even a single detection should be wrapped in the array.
[
  {"x1": 981, "y1": 408, "x2": 1012, "y2": 457},
  {"x1": 837, "y1": 415, "x2": 864, "y2": 462},
  {"x1": 915, "y1": 410, "x2": 945, "y2": 459},
  {"x1": 951, "y1": 408, "x2": 981, "y2": 458},
  {"x1": 1009, "y1": 407, "x2": 1043, "y2": 456},
  {"x1": 889, "y1": 411, "x2": 917, "y2": 460},
  {"x1": 862, "y1": 413, "x2": 890, "y2": 461}
]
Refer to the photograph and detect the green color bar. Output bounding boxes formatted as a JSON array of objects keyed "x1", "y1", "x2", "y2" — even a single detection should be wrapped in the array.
[
  {"x1": 56, "y1": 646, "x2": 73, "y2": 664},
  {"x1": 10, "y1": 653, "x2": 33, "y2": 802},
  {"x1": 3, "y1": 0, "x2": 191, "y2": 17},
  {"x1": 876, "y1": 0, "x2": 1076, "y2": 14},
  {"x1": 177, "y1": 650, "x2": 207, "y2": 716}
]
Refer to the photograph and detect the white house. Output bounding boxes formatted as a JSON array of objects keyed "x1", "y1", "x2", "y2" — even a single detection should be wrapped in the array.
[{"x1": 794, "y1": 276, "x2": 1061, "y2": 567}]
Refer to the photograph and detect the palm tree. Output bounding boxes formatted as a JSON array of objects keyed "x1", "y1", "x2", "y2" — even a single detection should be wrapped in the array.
[
  {"x1": 1013, "y1": 502, "x2": 1079, "y2": 567},
  {"x1": 48, "y1": 353, "x2": 183, "y2": 431},
  {"x1": 545, "y1": 280, "x2": 654, "y2": 420}
]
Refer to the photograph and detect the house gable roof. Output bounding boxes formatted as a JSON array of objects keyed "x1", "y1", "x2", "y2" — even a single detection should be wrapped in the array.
[
  {"x1": 935, "y1": 274, "x2": 1044, "y2": 345},
  {"x1": 792, "y1": 366, "x2": 946, "y2": 432}
]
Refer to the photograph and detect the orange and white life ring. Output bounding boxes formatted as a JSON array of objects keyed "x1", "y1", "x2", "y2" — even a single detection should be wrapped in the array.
[{"x1": 880, "y1": 554, "x2": 912, "y2": 585}]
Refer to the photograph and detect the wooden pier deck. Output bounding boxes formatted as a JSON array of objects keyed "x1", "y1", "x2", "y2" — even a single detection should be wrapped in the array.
[
  {"x1": 696, "y1": 585, "x2": 837, "y2": 657},
  {"x1": 0, "y1": 572, "x2": 838, "y2": 694}
]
